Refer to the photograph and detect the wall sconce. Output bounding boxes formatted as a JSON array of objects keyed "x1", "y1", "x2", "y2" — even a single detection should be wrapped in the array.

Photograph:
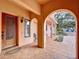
[{"x1": 21, "y1": 17, "x2": 23, "y2": 23}]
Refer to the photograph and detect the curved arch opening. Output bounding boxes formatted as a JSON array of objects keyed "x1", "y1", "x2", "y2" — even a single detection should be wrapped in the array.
[
  {"x1": 31, "y1": 18, "x2": 38, "y2": 45},
  {"x1": 44, "y1": 9, "x2": 77, "y2": 58}
]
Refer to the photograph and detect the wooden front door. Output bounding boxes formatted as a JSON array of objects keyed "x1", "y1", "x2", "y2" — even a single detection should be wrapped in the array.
[{"x1": 2, "y1": 13, "x2": 17, "y2": 49}]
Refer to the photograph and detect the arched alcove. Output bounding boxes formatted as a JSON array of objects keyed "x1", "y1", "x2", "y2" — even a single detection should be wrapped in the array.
[{"x1": 31, "y1": 18, "x2": 38, "y2": 45}]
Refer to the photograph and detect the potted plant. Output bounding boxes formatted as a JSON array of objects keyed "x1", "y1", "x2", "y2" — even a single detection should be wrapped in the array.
[{"x1": 55, "y1": 27, "x2": 64, "y2": 42}]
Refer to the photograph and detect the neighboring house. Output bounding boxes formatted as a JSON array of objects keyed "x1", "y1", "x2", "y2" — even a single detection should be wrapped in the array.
[{"x1": 46, "y1": 16, "x2": 58, "y2": 39}]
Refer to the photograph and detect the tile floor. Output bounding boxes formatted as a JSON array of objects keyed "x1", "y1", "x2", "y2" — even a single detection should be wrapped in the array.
[{"x1": 0, "y1": 36, "x2": 76, "y2": 59}]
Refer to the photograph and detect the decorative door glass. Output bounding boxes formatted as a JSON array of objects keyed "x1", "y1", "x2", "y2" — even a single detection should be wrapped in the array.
[{"x1": 5, "y1": 16, "x2": 15, "y2": 40}]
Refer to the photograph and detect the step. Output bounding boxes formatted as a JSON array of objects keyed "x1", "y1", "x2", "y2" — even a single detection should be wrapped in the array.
[{"x1": 2, "y1": 46, "x2": 21, "y2": 55}]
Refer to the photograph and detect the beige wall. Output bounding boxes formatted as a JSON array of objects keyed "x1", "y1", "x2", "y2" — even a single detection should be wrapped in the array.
[
  {"x1": 18, "y1": 18, "x2": 38, "y2": 47},
  {"x1": 0, "y1": 0, "x2": 35, "y2": 53},
  {"x1": 18, "y1": 17, "x2": 34, "y2": 47}
]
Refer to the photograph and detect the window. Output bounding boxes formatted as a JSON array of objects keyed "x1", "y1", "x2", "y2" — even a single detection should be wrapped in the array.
[{"x1": 24, "y1": 19, "x2": 30, "y2": 38}]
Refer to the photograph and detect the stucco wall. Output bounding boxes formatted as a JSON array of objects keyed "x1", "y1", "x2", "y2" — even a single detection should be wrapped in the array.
[
  {"x1": 30, "y1": 0, "x2": 78, "y2": 48},
  {"x1": 43, "y1": 0, "x2": 78, "y2": 19},
  {"x1": 43, "y1": 0, "x2": 78, "y2": 49},
  {"x1": 0, "y1": 0, "x2": 35, "y2": 53},
  {"x1": 18, "y1": 17, "x2": 34, "y2": 47},
  {"x1": 18, "y1": 18, "x2": 38, "y2": 47}
]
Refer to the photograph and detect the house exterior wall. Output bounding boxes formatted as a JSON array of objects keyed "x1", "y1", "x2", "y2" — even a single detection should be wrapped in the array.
[
  {"x1": 45, "y1": 17, "x2": 52, "y2": 38},
  {"x1": 43, "y1": 1, "x2": 79, "y2": 56},
  {"x1": 0, "y1": 0, "x2": 35, "y2": 53},
  {"x1": 0, "y1": 0, "x2": 78, "y2": 56},
  {"x1": 18, "y1": 17, "x2": 38, "y2": 47},
  {"x1": 30, "y1": 0, "x2": 78, "y2": 48}
]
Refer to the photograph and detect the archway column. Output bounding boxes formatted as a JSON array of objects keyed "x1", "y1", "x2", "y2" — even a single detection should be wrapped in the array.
[
  {"x1": 29, "y1": 11, "x2": 45, "y2": 48},
  {"x1": 38, "y1": 20, "x2": 45, "y2": 48}
]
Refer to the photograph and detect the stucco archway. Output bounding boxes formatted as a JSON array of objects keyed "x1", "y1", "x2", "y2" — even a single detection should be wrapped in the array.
[{"x1": 44, "y1": 9, "x2": 77, "y2": 58}]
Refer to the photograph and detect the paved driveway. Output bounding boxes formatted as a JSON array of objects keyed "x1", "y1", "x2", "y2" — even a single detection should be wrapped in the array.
[{"x1": 53, "y1": 36, "x2": 76, "y2": 58}]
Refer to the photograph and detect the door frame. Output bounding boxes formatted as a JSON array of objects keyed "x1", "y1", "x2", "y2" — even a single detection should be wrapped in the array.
[{"x1": 2, "y1": 12, "x2": 18, "y2": 49}]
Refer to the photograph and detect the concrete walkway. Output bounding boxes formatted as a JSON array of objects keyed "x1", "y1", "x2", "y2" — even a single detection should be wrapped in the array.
[{"x1": 0, "y1": 36, "x2": 76, "y2": 59}]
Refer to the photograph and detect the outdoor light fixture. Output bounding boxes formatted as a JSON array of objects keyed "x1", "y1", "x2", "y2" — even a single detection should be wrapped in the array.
[{"x1": 21, "y1": 17, "x2": 24, "y2": 23}]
